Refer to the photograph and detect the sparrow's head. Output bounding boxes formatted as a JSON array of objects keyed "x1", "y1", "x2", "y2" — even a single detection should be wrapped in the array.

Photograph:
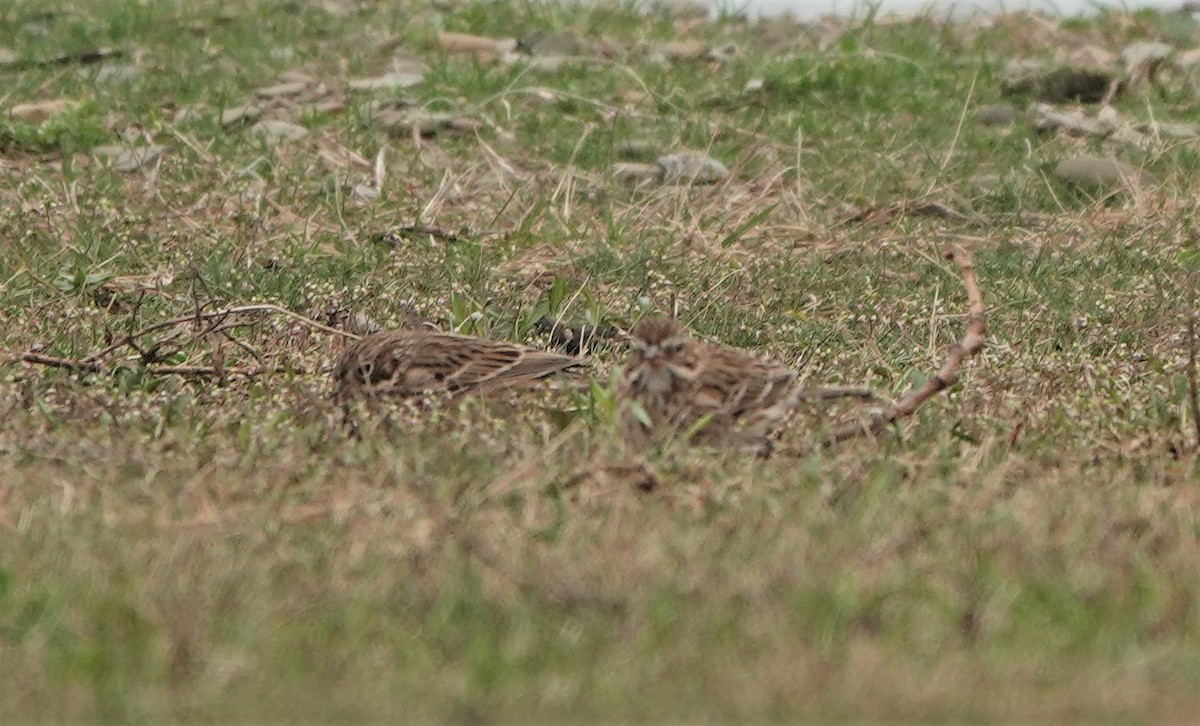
[{"x1": 630, "y1": 318, "x2": 688, "y2": 363}]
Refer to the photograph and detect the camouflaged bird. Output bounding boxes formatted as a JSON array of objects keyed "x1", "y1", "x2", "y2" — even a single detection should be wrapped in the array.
[
  {"x1": 619, "y1": 317, "x2": 805, "y2": 453},
  {"x1": 333, "y1": 328, "x2": 586, "y2": 406}
]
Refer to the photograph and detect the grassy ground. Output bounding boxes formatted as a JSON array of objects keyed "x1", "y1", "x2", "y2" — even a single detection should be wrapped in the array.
[{"x1": 4, "y1": 0, "x2": 1200, "y2": 721}]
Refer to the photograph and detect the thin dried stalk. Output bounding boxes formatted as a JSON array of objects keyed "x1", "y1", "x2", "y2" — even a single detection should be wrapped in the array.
[
  {"x1": 1187, "y1": 290, "x2": 1200, "y2": 450},
  {"x1": 16, "y1": 353, "x2": 310, "y2": 378},
  {"x1": 823, "y1": 248, "x2": 986, "y2": 446},
  {"x1": 12, "y1": 303, "x2": 351, "y2": 379},
  {"x1": 82, "y1": 303, "x2": 357, "y2": 363}
]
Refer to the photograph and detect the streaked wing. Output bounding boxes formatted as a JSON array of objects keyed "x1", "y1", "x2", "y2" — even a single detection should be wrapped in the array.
[
  {"x1": 434, "y1": 336, "x2": 582, "y2": 390},
  {"x1": 694, "y1": 343, "x2": 798, "y2": 417},
  {"x1": 334, "y1": 330, "x2": 584, "y2": 402}
]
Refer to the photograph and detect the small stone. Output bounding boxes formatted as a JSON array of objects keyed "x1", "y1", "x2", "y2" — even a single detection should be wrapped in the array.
[
  {"x1": 9, "y1": 99, "x2": 76, "y2": 124},
  {"x1": 1096, "y1": 105, "x2": 1121, "y2": 127},
  {"x1": 93, "y1": 65, "x2": 139, "y2": 83},
  {"x1": 348, "y1": 72, "x2": 423, "y2": 92},
  {"x1": 974, "y1": 103, "x2": 1016, "y2": 127},
  {"x1": 116, "y1": 146, "x2": 167, "y2": 171},
  {"x1": 527, "y1": 31, "x2": 581, "y2": 57},
  {"x1": 661, "y1": 39, "x2": 707, "y2": 60},
  {"x1": 255, "y1": 81, "x2": 309, "y2": 99},
  {"x1": 220, "y1": 105, "x2": 262, "y2": 127},
  {"x1": 352, "y1": 183, "x2": 380, "y2": 200},
  {"x1": 439, "y1": 31, "x2": 512, "y2": 58},
  {"x1": 172, "y1": 106, "x2": 207, "y2": 125},
  {"x1": 0, "y1": 47, "x2": 18, "y2": 67},
  {"x1": 657, "y1": 151, "x2": 728, "y2": 184},
  {"x1": 1123, "y1": 40, "x2": 1173, "y2": 91},
  {"x1": 612, "y1": 162, "x2": 663, "y2": 183},
  {"x1": 298, "y1": 99, "x2": 346, "y2": 115},
  {"x1": 1176, "y1": 47, "x2": 1200, "y2": 68},
  {"x1": 1121, "y1": 41, "x2": 1172, "y2": 71},
  {"x1": 279, "y1": 70, "x2": 320, "y2": 85},
  {"x1": 251, "y1": 119, "x2": 308, "y2": 142},
  {"x1": 1054, "y1": 155, "x2": 1144, "y2": 190},
  {"x1": 94, "y1": 144, "x2": 168, "y2": 172},
  {"x1": 519, "y1": 87, "x2": 559, "y2": 107}
]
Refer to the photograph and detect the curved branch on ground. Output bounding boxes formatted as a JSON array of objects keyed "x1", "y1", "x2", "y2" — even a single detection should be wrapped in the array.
[{"x1": 822, "y1": 248, "x2": 987, "y2": 447}]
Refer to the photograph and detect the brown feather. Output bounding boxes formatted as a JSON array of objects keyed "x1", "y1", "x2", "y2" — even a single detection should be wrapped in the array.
[
  {"x1": 334, "y1": 329, "x2": 585, "y2": 404},
  {"x1": 620, "y1": 317, "x2": 802, "y2": 452}
]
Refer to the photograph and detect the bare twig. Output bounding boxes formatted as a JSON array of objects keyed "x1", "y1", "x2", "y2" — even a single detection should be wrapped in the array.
[
  {"x1": 17, "y1": 353, "x2": 103, "y2": 373},
  {"x1": 822, "y1": 249, "x2": 986, "y2": 446},
  {"x1": 794, "y1": 385, "x2": 887, "y2": 403},
  {"x1": 138, "y1": 364, "x2": 313, "y2": 378},
  {"x1": 1, "y1": 46, "x2": 123, "y2": 70},
  {"x1": 15, "y1": 352, "x2": 312, "y2": 378},
  {"x1": 82, "y1": 303, "x2": 357, "y2": 364},
  {"x1": 12, "y1": 303, "x2": 350, "y2": 381}
]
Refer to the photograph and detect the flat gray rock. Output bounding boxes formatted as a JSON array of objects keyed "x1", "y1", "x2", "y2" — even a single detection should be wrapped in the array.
[
  {"x1": 348, "y1": 72, "x2": 423, "y2": 92},
  {"x1": 1054, "y1": 155, "x2": 1144, "y2": 190},
  {"x1": 657, "y1": 151, "x2": 728, "y2": 184},
  {"x1": 251, "y1": 119, "x2": 308, "y2": 141},
  {"x1": 255, "y1": 81, "x2": 309, "y2": 99},
  {"x1": 1122, "y1": 41, "x2": 1172, "y2": 70},
  {"x1": 612, "y1": 162, "x2": 663, "y2": 183},
  {"x1": 527, "y1": 31, "x2": 581, "y2": 57},
  {"x1": 94, "y1": 144, "x2": 168, "y2": 172},
  {"x1": 661, "y1": 39, "x2": 707, "y2": 61},
  {"x1": 220, "y1": 105, "x2": 262, "y2": 127},
  {"x1": 9, "y1": 99, "x2": 75, "y2": 124},
  {"x1": 352, "y1": 183, "x2": 380, "y2": 200},
  {"x1": 974, "y1": 103, "x2": 1016, "y2": 127},
  {"x1": 93, "y1": 65, "x2": 140, "y2": 83}
]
